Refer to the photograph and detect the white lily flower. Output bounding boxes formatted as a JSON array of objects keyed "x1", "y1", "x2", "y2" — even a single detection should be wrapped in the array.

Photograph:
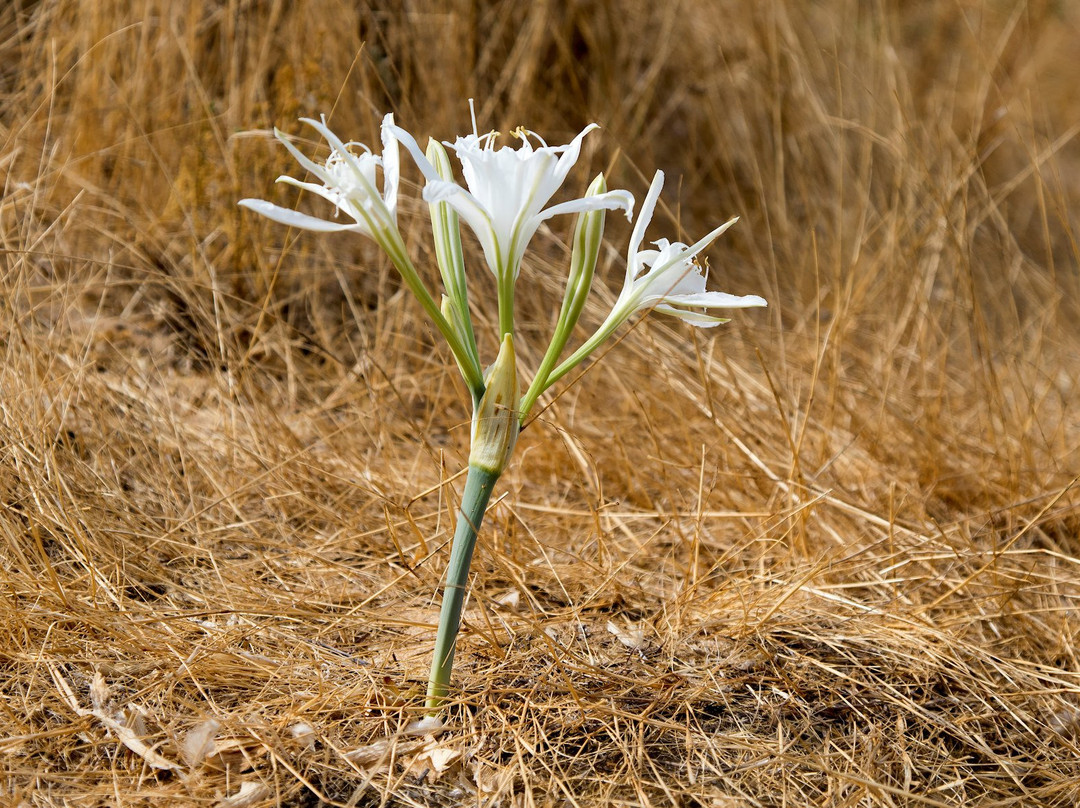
[
  {"x1": 240, "y1": 114, "x2": 486, "y2": 394},
  {"x1": 612, "y1": 170, "x2": 767, "y2": 327},
  {"x1": 391, "y1": 121, "x2": 634, "y2": 282},
  {"x1": 239, "y1": 113, "x2": 399, "y2": 241},
  {"x1": 540, "y1": 171, "x2": 766, "y2": 392}
]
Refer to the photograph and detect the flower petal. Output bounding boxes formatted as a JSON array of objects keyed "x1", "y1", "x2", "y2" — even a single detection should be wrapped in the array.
[
  {"x1": 676, "y1": 217, "x2": 740, "y2": 268},
  {"x1": 238, "y1": 199, "x2": 361, "y2": 232},
  {"x1": 422, "y1": 180, "x2": 501, "y2": 273},
  {"x1": 299, "y1": 116, "x2": 356, "y2": 164},
  {"x1": 274, "y1": 129, "x2": 336, "y2": 187},
  {"x1": 276, "y1": 175, "x2": 342, "y2": 202},
  {"x1": 388, "y1": 124, "x2": 442, "y2": 184},
  {"x1": 537, "y1": 188, "x2": 635, "y2": 223},
  {"x1": 274, "y1": 176, "x2": 370, "y2": 230},
  {"x1": 626, "y1": 171, "x2": 665, "y2": 284},
  {"x1": 663, "y1": 291, "x2": 769, "y2": 309},
  {"x1": 380, "y1": 113, "x2": 400, "y2": 219},
  {"x1": 551, "y1": 123, "x2": 600, "y2": 187},
  {"x1": 650, "y1": 305, "x2": 732, "y2": 327}
]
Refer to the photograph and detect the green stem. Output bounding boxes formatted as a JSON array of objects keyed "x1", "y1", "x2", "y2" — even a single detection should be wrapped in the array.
[
  {"x1": 497, "y1": 269, "x2": 515, "y2": 339},
  {"x1": 378, "y1": 228, "x2": 486, "y2": 398},
  {"x1": 426, "y1": 464, "x2": 501, "y2": 711},
  {"x1": 538, "y1": 310, "x2": 624, "y2": 394}
]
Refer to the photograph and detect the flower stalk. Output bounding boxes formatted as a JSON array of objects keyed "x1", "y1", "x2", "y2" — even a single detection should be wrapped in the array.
[
  {"x1": 427, "y1": 334, "x2": 519, "y2": 710},
  {"x1": 426, "y1": 463, "x2": 500, "y2": 710}
]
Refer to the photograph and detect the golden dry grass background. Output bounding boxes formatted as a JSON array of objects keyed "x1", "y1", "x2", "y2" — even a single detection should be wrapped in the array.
[{"x1": 3, "y1": 1, "x2": 1080, "y2": 805}]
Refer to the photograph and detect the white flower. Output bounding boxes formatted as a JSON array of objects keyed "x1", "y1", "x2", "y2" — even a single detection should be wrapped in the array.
[
  {"x1": 239, "y1": 114, "x2": 399, "y2": 241},
  {"x1": 391, "y1": 122, "x2": 634, "y2": 281},
  {"x1": 612, "y1": 170, "x2": 766, "y2": 327},
  {"x1": 538, "y1": 170, "x2": 767, "y2": 393}
]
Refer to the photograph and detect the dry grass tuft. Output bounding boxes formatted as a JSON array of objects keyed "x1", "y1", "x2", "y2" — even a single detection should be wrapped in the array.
[{"x1": 3, "y1": 1, "x2": 1080, "y2": 805}]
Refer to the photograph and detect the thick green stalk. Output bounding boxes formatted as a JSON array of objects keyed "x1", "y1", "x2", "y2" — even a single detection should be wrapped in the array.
[
  {"x1": 427, "y1": 334, "x2": 519, "y2": 711},
  {"x1": 426, "y1": 464, "x2": 500, "y2": 711}
]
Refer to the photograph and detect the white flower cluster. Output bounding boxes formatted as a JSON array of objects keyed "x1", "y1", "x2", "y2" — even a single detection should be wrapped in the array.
[{"x1": 240, "y1": 108, "x2": 766, "y2": 416}]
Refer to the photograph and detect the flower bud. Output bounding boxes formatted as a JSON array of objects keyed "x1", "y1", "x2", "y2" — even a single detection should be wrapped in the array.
[
  {"x1": 517, "y1": 174, "x2": 608, "y2": 419},
  {"x1": 470, "y1": 334, "x2": 520, "y2": 474},
  {"x1": 561, "y1": 172, "x2": 608, "y2": 337}
]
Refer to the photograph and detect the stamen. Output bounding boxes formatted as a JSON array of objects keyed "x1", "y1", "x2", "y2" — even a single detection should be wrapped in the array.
[
  {"x1": 522, "y1": 128, "x2": 548, "y2": 148},
  {"x1": 469, "y1": 98, "x2": 478, "y2": 137}
]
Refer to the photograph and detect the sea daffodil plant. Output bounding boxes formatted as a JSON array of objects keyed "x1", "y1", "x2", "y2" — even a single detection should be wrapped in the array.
[{"x1": 240, "y1": 108, "x2": 766, "y2": 712}]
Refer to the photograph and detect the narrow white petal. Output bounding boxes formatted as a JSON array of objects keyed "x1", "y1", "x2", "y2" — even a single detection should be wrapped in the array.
[
  {"x1": 380, "y1": 113, "x2": 400, "y2": 219},
  {"x1": 275, "y1": 176, "x2": 364, "y2": 221},
  {"x1": 275, "y1": 176, "x2": 322, "y2": 192},
  {"x1": 423, "y1": 180, "x2": 492, "y2": 232},
  {"x1": 680, "y1": 217, "x2": 740, "y2": 264},
  {"x1": 388, "y1": 124, "x2": 442, "y2": 183},
  {"x1": 626, "y1": 171, "x2": 665, "y2": 283},
  {"x1": 238, "y1": 199, "x2": 361, "y2": 232},
  {"x1": 422, "y1": 180, "x2": 501, "y2": 273},
  {"x1": 276, "y1": 176, "x2": 335, "y2": 198},
  {"x1": 650, "y1": 305, "x2": 731, "y2": 327},
  {"x1": 422, "y1": 179, "x2": 469, "y2": 204},
  {"x1": 664, "y1": 291, "x2": 768, "y2": 309},
  {"x1": 551, "y1": 123, "x2": 600, "y2": 185},
  {"x1": 275, "y1": 129, "x2": 335, "y2": 186},
  {"x1": 537, "y1": 189, "x2": 635, "y2": 223}
]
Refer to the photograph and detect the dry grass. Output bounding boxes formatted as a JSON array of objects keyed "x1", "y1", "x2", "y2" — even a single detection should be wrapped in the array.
[{"x1": 3, "y1": 0, "x2": 1080, "y2": 805}]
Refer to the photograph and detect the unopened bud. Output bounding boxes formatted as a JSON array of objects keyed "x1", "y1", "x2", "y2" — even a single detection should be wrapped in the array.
[{"x1": 470, "y1": 334, "x2": 520, "y2": 474}]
